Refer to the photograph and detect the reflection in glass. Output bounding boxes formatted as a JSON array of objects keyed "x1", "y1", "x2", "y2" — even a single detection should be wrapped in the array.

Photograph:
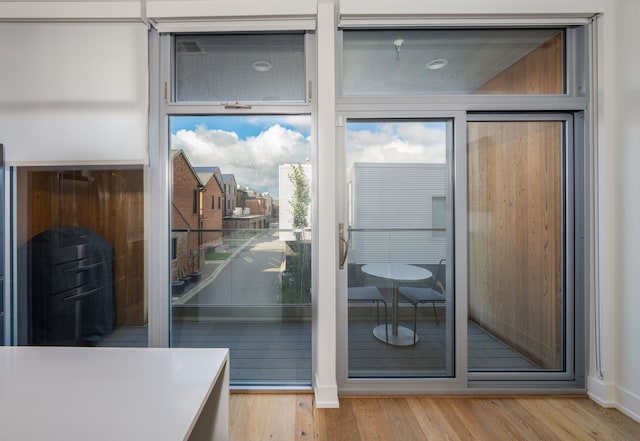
[
  {"x1": 343, "y1": 29, "x2": 563, "y2": 96},
  {"x1": 15, "y1": 167, "x2": 147, "y2": 347}
]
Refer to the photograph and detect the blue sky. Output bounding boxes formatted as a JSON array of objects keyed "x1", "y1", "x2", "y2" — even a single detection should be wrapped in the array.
[
  {"x1": 170, "y1": 115, "x2": 312, "y2": 199},
  {"x1": 170, "y1": 115, "x2": 311, "y2": 139},
  {"x1": 170, "y1": 116, "x2": 447, "y2": 200}
]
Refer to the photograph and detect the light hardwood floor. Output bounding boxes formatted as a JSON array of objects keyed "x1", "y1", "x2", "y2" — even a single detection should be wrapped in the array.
[{"x1": 230, "y1": 393, "x2": 640, "y2": 441}]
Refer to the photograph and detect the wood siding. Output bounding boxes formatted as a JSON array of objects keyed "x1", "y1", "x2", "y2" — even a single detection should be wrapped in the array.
[
  {"x1": 468, "y1": 121, "x2": 563, "y2": 369},
  {"x1": 474, "y1": 32, "x2": 564, "y2": 94},
  {"x1": 21, "y1": 168, "x2": 145, "y2": 326}
]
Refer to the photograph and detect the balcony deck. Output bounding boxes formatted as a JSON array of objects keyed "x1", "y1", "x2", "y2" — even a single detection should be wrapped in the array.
[{"x1": 100, "y1": 317, "x2": 535, "y2": 385}]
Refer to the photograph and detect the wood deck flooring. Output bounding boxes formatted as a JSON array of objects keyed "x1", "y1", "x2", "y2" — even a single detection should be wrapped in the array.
[{"x1": 101, "y1": 318, "x2": 536, "y2": 385}]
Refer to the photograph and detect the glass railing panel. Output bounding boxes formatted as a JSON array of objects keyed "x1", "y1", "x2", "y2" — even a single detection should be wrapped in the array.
[
  {"x1": 346, "y1": 228, "x2": 451, "y2": 378},
  {"x1": 170, "y1": 227, "x2": 311, "y2": 387}
]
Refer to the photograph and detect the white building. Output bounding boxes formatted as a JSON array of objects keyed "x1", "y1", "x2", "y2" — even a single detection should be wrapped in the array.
[{"x1": 348, "y1": 162, "x2": 447, "y2": 265}]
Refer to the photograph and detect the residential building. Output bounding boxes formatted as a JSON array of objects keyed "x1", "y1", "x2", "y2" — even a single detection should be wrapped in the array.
[
  {"x1": 261, "y1": 192, "x2": 273, "y2": 220},
  {"x1": 348, "y1": 162, "x2": 446, "y2": 265},
  {"x1": 228, "y1": 185, "x2": 268, "y2": 229},
  {"x1": 195, "y1": 166, "x2": 224, "y2": 250},
  {"x1": 222, "y1": 174, "x2": 237, "y2": 217},
  {"x1": 171, "y1": 150, "x2": 204, "y2": 279}
]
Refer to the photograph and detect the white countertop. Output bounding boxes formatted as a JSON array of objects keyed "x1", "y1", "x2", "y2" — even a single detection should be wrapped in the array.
[{"x1": 0, "y1": 346, "x2": 229, "y2": 441}]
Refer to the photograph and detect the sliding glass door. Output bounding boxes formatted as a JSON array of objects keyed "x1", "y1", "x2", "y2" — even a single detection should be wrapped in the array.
[
  {"x1": 467, "y1": 115, "x2": 574, "y2": 378},
  {"x1": 344, "y1": 118, "x2": 454, "y2": 378}
]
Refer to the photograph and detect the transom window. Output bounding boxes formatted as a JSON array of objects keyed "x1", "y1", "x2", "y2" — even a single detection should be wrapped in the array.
[{"x1": 174, "y1": 33, "x2": 306, "y2": 103}]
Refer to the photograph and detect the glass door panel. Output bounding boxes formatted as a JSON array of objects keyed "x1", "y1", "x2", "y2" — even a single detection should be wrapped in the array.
[
  {"x1": 467, "y1": 120, "x2": 564, "y2": 372},
  {"x1": 346, "y1": 119, "x2": 453, "y2": 378},
  {"x1": 169, "y1": 115, "x2": 312, "y2": 387}
]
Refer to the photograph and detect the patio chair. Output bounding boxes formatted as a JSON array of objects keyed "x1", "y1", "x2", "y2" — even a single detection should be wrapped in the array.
[
  {"x1": 348, "y1": 286, "x2": 388, "y2": 342},
  {"x1": 398, "y1": 259, "x2": 446, "y2": 344}
]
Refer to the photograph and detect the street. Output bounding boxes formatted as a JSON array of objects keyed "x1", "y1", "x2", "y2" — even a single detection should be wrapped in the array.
[{"x1": 185, "y1": 230, "x2": 286, "y2": 305}]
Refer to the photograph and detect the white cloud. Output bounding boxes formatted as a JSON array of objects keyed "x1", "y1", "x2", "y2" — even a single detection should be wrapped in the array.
[
  {"x1": 171, "y1": 120, "x2": 446, "y2": 199},
  {"x1": 171, "y1": 124, "x2": 310, "y2": 198},
  {"x1": 347, "y1": 122, "x2": 446, "y2": 165}
]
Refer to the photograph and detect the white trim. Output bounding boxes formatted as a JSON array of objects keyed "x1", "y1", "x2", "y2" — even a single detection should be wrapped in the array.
[
  {"x1": 313, "y1": 1, "x2": 339, "y2": 408},
  {"x1": 314, "y1": 373, "x2": 340, "y2": 408},
  {"x1": 146, "y1": 0, "x2": 316, "y2": 19},
  {"x1": 338, "y1": 0, "x2": 606, "y2": 17},
  {"x1": 589, "y1": 376, "x2": 640, "y2": 423},
  {"x1": 0, "y1": 1, "x2": 143, "y2": 21},
  {"x1": 618, "y1": 387, "x2": 640, "y2": 423},
  {"x1": 338, "y1": 16, "x2": 593, "y2": 28},
  {"x1": 146, "y1": 0, "x2": 316, "y2": 32},
  {"x1": 152, "y1": 18, "x2": 316, "y2": 33}
]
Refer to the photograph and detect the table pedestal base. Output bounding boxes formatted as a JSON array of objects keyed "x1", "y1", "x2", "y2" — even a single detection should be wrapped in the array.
[{"x1": 373, "y1": 324, "x2": 418, "y2": 346}]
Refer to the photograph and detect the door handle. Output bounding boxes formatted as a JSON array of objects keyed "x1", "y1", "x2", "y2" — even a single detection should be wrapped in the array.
[{"x1": 339, "y1": 223, "x2": 348, "y2": 270}]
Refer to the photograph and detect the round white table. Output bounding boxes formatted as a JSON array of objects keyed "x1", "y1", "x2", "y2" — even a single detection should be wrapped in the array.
[{"x1": 362, "y1": 263, "x2": 432, "y2": 346}]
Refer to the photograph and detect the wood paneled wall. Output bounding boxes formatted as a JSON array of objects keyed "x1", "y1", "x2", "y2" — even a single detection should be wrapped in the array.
[
  {"x1": 468, "y1": 31, "x2": 564, "y2": 369},
  {"x1": 474, "y1": 32, "x2": 563, "y2": 94},
  {"x1": 468, "y1": 121, "x2": 562, "y2": 369},
  {"x1": 22, "y1": 169, "x2": 146, "y2": 326}
]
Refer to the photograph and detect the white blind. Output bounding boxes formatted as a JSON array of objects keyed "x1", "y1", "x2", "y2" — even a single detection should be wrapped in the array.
[{"x1": 0, "y1": 22, "x2": 149, "y2": 165}]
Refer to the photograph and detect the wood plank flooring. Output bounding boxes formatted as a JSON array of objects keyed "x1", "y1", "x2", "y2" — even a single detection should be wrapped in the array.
[{"x1": 230, "y1": 393, "x2": 640, "y2": 441}]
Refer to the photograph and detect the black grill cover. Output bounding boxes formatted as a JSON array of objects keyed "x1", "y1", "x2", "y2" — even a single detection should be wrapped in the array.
[{"x1": 28, "y1": 226, "x2": 115, "y2": 345}]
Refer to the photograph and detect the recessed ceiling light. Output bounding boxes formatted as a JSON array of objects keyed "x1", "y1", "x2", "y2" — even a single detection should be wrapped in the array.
[
  {"x1": 426, "y1": 58, "x2": 448, "y2": 70},
  {"x1": 252, "y1": 60, "x2": 273, "y2": 72}
]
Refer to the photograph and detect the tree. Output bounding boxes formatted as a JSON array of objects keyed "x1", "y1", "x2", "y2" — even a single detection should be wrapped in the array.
[
  {"x1": 288, "y1": 163, "x2": 311, "y2": 232},
  {"x1": 283, "y1": 163, "x2": 311, "y2": 303}
]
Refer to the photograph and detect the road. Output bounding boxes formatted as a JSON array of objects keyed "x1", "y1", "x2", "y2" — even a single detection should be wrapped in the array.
[{"x1": 185, "y1": 230, "x2": 287, "y2": 305}]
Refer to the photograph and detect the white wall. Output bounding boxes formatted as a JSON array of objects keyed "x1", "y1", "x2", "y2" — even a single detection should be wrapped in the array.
[{"x1": 589, "y1": 0, "x2": 640, "y2": 422}]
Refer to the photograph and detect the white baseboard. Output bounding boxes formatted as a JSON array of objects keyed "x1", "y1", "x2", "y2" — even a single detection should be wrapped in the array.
[
  {"x1": 617, "y1": 385, "x2": 640, "y2": 422},
  {"x1": 314, "y1": 373, "x2": 339, "y2": 408},
  {"x1": 589, "y1": 375, "x2": 640, "y2": 422}
]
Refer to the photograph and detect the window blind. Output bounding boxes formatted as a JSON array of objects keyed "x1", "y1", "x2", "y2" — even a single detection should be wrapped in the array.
[{"x1": 0, "y1": 22, "x2": 149, "y2": 165}]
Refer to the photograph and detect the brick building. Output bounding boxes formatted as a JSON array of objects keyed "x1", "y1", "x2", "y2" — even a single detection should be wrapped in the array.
[
  {"x1": 171, "y1": 150, "x2": 206, "y2": 280},
  {"x1": 195, "y1": 167, "x2": 225, "y2": 252}
]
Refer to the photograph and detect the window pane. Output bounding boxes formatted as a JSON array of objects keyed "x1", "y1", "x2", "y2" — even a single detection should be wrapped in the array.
[
  {"x1": 467, "y1": 120, "x2": 564, "y2": 371},
  {"x1": 175, "y1": 34, "x2": 306, "y2": 102},
  {"x1": 346, "y1": 119, "x2": 453, "y2": 378},
  {"x1": 16, "y1": 167, "x2": 147, "y2": 347},
  {"x1": 170, "y1": 115, "x2": 312, "y2": 387},
  {"x1": 343, "y1": 29, "x2": 563, "y2": 96}
]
